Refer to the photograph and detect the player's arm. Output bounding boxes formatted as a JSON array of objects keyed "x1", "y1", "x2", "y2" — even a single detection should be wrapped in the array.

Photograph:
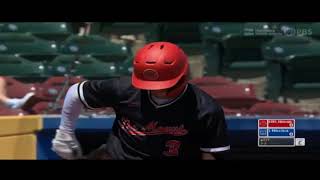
[
  {"x1": 52, "y1": 79, "x2": 121, "y2": 160},
  {"x1": 200, "y1": 105, "x2": 230, "y2": 160},
  {"x1": 51, "y1": 83, "x2": 84, "y2": 160}
]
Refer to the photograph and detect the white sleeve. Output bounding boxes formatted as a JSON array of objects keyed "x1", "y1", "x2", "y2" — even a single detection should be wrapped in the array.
[{"x1": 59, "y1": 83, "x2": 84, "y2": 134}]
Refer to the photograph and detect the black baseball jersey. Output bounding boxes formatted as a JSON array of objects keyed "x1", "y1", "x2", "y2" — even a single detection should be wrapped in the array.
[{"x1": 77, "y1": 76, "x2": 230, "y2": 160}]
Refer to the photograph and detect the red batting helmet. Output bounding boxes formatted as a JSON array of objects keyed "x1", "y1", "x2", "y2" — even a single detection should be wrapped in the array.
[{"x1": 132, "y1": 42, "x2": 189, "y2": 90}]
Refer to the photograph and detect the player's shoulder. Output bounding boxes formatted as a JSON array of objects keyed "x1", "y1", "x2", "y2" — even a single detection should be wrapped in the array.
[
  {"x1": 188, "y1": 83, "x2": 223, "y2": 114},
  {"x1": 87, "y1": 76, "x2": 132, "y2": 89},
  {"x1": 83, "y1": 76, "x2": 137, "y2": 96},
  {"x1": 117, "y1": 76, "x2": 133, "y2": 89},
  {"x1": 109, "y1": 76, "x2": 137, "y2": 95}
]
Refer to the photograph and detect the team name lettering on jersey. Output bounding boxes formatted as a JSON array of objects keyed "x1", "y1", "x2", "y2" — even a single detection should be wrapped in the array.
[{"x1": 120, "y1": 117, "x2": 188, "y2": 136}]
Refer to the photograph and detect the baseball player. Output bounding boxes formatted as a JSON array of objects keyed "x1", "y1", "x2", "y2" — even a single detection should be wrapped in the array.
[{"x1": 52, "y1": 42, "x2": 230, "y2": 160}]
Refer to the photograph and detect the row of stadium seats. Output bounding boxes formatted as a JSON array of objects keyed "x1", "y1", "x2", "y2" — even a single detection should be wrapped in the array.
[
  {"x1": 0, "y1": 22, "x2": 73, "y2": 42},
  {"x1": 0, "y1": 33, "x2": 130, "y2": 61},
  {"x1": 0, "y1": 22, "x2": 200, "y2": 43},
  {"x1": 189, "y1": 76, "x2": 318, "y2": 117},
  {"x1": 0, "y1": 55, "x2": 133, "y2": 78}
]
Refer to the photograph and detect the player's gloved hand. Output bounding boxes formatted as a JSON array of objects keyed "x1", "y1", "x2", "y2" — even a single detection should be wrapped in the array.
[{"x1": 52, "y1": 129, "x2": 83, "y2": 160}]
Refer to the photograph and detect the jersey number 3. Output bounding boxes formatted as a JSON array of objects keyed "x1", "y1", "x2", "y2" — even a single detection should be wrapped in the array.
[{"x1": 163, "y1": 140, "x2": 181, "y2": 156}]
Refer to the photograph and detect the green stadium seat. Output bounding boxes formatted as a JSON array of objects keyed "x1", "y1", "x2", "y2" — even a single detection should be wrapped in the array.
[
  {"x1": 0, "y1": 55, "x2": 44, "y2": 77},
  {"x1": 200, "y1": 22, "x2": 243, "y2": 75},
  {"x1": 201, "y1": 22, "x2": 274, "y2": 40},
  {"x1": 99, "y1": 23, "x2": 160, "y2": 42},
  {"x1": 59, "y1": 35, "x2": 130, "y2": 63},
  {"x1": 0, "y1": 22, "x2": 72, "y2": 42},
  {"x1": 262, "y1": 36, "x2": 316, "y2": 59},
  {"x1": 117, "y1": 57, "x2": 133, "y2": 76},
  {"x1": 46, "y1": 55, "x2": 118, "y2": 78},
  {"x1": 158, "y1": 23, "x2": 203, "y2": 56},
  {"x1": 263, "y1": 36, "x2": 320, "y2": 101},
  {"x1": 200, "y1": 22, "x2": 274, "y2": 77},
  {"x1": 160, "y1": 23, "x2": 201, "y2": 44},
  {"x1": 310, "y1": 23, "x2": 320, "y2": 40},
  {"x1": 0, "y1": 33, "x2": 58, "y2": 62},
  {"x1": 200, "y1": 22, "x2": 243, "y2": 42}
]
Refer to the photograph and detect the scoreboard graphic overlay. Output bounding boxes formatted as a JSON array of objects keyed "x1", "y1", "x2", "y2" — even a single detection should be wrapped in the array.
[{"x1": 258, "y1": 119, "x2": 296, "y2": 147}]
